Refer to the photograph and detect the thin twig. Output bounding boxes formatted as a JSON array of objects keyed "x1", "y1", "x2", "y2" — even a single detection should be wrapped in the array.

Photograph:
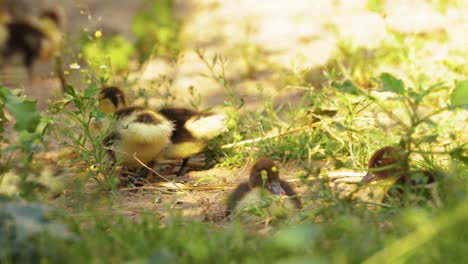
[
  {"x1": 356, "y1": 199, "x2": 392, "y2": 208},
  {"x1": 222, "y1": 123, "x2": 321, "y2": 149},
  {"x1": 121, "y1": 183, "x2": 236, "y2": 192},
  {"x1": 54, "y1": 54, "x2": 67, "y2": 93}
]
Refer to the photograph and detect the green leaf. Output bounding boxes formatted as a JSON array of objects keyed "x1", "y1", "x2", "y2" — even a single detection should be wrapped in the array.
[
  {"x1": 380, "y1": 73, "x2": 405, "y2": 94},
  {"x1": 64, "y1": 84, "x2": 77, "y2": 97},
  {"x1": 332, "y1": 80, "x2": 362, "y2": 95},
  {"x1": 84, "y1": 85, "x2": 99, "y2": 98},
  {"x1": 450, "y1": 80, "x2": 468, "y2": 109},
  {"x1": 0, "y1": 88, "x2": 41, "y2": 132}
]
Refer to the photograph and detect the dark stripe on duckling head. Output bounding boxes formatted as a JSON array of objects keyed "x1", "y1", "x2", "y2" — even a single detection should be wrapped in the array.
[
  {"x1": 40, "y1": 9, "x2": 62, "y2": 26},
  {"x1": 114, "y1": 106, "x2": 145, "y2": 119},
  {"x1": 159, "y1": 107, "x2": 198, "y2": 143},
  {"x1": 363, "y1": 146, "x2": 406, "y2": 183},
  {"x1": 100, "y1": 86, "x2": 128, "y2": 109},
  {"x1": 134, "y1": 112, "x2": 161, "y2": 125}
]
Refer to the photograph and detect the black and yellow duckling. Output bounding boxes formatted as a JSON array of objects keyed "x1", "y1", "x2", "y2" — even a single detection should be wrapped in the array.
[
  {"x1": 360, "y1": 146, "x2": 437, "y2": 205},
  {"x1": 98, "y1": 86, "x2": 228, "y2": 176},
  {"x1": 100, "y1": 106, "x2": 174, "y2": 171},
  {"x1": 0, "y1": 8, "x2": 63, "y2": 77},
  {"x1": 225, "y1": 158, "x2": 302, "y2": 217}
]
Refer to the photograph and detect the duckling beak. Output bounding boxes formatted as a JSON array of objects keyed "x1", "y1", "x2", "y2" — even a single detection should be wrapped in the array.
[
  {"x1": 361, "y1": 172, "x2": 376, "y2": 183},
  {"x1": 269, "y1": 180, "x2": 286, "y2": 195}
]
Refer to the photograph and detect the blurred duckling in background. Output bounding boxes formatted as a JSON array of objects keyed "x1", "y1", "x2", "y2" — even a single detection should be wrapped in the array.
[
  {"x1": 225, "y1": 158, "x2": 302, "y2": 218},
  {"x1": 0, "y1": 8, "x2": 63, "y2": 77},
  {"x1": 360, "y1": 146, "x2": 437, "y2": 205},
  {"x1": 0, "y1": 168, "x2": 66, "y2": 199},
  {"x1": 98, "y1": 86, "x2": 228, "y2": 176}
]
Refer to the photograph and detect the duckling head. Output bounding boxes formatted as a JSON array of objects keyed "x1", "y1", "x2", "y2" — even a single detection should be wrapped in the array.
[
  {"x1": 249, "y1": 158, "x2": 286, "y2": 195},
  {"x1": 39, "y1": 8, "x2": 64, "y2": 28},
  {"x1": 37, "y1": 7, "x2": 64, "y2": 61},
  {"x1": 361, "y1": 146, "x2": 406, "y2": 183},
  {"x1": 98, "y1": 86, "x2": 128, "y2": 113}
]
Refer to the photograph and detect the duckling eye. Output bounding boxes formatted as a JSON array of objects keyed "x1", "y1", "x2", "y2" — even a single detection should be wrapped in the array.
[{"x1": 375, "y1": 160, "x2": 382, "y2": 167}]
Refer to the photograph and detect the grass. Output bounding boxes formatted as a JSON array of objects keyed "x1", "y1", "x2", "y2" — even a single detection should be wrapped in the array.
[{"x1": 1, "y1": 0, "x2": 468, "y2": 263}]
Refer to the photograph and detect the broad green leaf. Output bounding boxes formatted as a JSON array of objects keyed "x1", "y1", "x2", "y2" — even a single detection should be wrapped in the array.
[
  {"x1": 0, "y1": 88, "x2": 41, "y2": 132},
  {"x1": 380, "y1": 73, "x2": 405, "y2": 94},
  {"x1": 450, "y1": 80, "x2": 468, "y2": 109}
]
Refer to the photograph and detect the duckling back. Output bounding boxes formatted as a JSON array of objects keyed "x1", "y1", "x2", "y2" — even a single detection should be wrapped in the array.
[
  {"x1": 228, "y1": 187, "x2": 301, "y2": 221},
  {"x1": 159, "y1": 107, "x2": 227, "y2": 160}
]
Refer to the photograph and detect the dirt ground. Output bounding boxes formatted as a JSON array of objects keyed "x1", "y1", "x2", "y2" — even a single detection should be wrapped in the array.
[{"x1": 1, "y1": 0, "x2": 466, "y2": 221}]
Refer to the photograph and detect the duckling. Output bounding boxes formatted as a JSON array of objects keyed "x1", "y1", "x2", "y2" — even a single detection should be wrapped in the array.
[
  {"x1": 98, "y1": 86, "x2": 228, "y2": 176},
  {"x1": 225, "y1": 158, "x2": 302, "y2": 217},
  {"x1": 0, "y1": 8, "x2": 63, "y2": 77},
  {"x1": 0, "y1": 168, "x2": 66, "y2": 198},
  {"x1": 360, "y1": 146, "x2": 436, "y2": 204},
  {"x1": 101, "y1": 106, "x2": 174, "y2": 170}
]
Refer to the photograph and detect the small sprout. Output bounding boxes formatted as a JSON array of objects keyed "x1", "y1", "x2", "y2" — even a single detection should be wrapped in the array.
[
  {"x1": 261, "y1": 170, "x2": 268, "y2": 183},
  {"x1": 271, "y1": 166, "x2": 278, "y2": 173}
]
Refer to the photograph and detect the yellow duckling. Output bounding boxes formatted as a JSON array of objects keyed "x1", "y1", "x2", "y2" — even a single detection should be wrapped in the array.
[
  {"x1": 99, "y1": 105, "x2": 174, "y2": 169},
  {"x1": 0, "y1": 168, "x2": 66, "y2": 198},
  {"x1": 0, "y1": 171, "x2": 20, "y2": 197},
  {"x1": 225, "y1": 158, "x2": 302, "y2": 218},
  {"x1": 0, "y1": 8, "x2": 63, "y2": 77},
  {"x1": 98, "y1": 86, "x2": 228, "y2": 176}
]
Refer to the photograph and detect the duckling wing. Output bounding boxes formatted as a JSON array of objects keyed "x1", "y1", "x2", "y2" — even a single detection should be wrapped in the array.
[
  {"x1": 225, "y1": 182, "x2": 251, "y2": 216},
  {"x1": 280, "y1": 180, "x2": 302, "y2": 209},
  {"x1": 159, "y1": 108, "x2": 197, "y2": 143},
  {"x1": 185, "y1": 113, "x2": 228, "y2": 140}
]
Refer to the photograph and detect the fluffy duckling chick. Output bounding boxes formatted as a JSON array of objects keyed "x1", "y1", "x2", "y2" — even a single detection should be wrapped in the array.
[
  {"x1": 102, "y1": 106, "x2": 174, "y2": 168},
  {"x1": 225, "y1": 158, "x2": 302, "y2": 217},
  {"x1": 98, "y1": 86, "x2": 228, "y2": 176},
  {"x1": 0, "y1": 8, "x2": 63, "y2": 77},
  {"x1": 361, "y1": 146, "x2": 436, "y2": 204},
  {"x1": 0, "y1": 168, "x2": 66, "y2": 198},
  {"x1": 0, "y1": 171, "x2": 20, "y2": 196}
]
